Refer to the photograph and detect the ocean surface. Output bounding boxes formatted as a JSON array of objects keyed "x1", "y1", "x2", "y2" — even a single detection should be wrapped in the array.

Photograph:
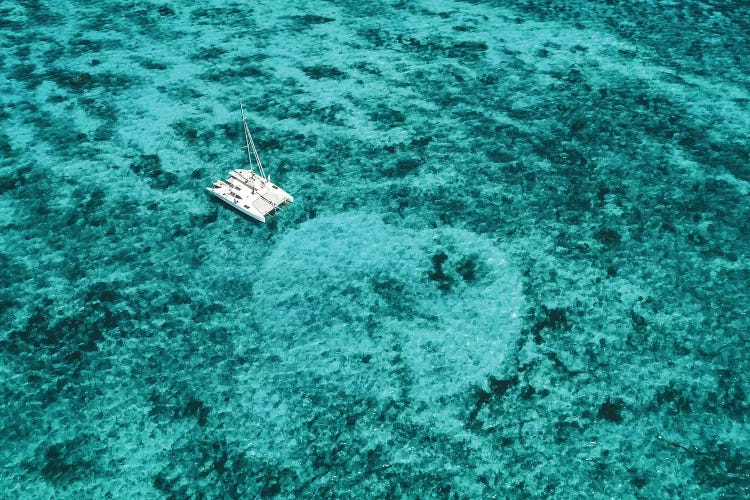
[{"x1": 1, "y1": 0, "x2": 748, "y2": 497}]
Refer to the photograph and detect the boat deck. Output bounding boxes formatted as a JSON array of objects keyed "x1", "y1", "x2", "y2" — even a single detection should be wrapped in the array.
[{"x1": 206, "y1": 169, "x2": 294, "y2": 222}]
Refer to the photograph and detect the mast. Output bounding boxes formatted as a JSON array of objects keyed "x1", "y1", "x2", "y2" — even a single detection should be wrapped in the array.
[{"x1": 240, "y1": 101, "x2": 267, "y2": 181}]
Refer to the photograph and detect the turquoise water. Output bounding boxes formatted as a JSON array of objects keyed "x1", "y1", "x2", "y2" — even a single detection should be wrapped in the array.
[{"x1": 1, "y1": 0, "x2": 748, "y2": 497}]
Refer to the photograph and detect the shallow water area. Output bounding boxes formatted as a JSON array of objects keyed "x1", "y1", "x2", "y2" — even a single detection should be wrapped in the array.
[
  {"x1": 1, "y1": 0, "x2": 749, "y2": 497},
  {"x1": 252, "y1": 212, "x2": 523, "y2": 404}
]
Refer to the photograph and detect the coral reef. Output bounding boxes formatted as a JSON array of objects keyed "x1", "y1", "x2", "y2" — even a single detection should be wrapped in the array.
[{"x1": 1, "y1": 0, "x2": 747, "y2": 497}]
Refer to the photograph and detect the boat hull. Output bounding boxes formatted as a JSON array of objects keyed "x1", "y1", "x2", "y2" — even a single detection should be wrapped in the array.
[{"x1": 205, "y1": 105, "x2": 294, "y2": 222}]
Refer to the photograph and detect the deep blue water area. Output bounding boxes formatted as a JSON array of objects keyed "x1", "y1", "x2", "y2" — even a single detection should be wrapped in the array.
[{"x1": 1, "y1": 0, "x2": 748, "y2": 497}]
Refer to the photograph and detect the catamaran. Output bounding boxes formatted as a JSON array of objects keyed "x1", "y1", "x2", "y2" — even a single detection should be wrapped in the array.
[{"x1": 206, "y1": 103, "x2": 294, "y2": 222}]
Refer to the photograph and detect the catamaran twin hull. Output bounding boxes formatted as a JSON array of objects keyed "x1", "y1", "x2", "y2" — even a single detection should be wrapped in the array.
[
  {"x1": 206, "y1": 168, "x2": 294, "y2": 223},
  {"x1": 207, "y1": 102, "x2": 293, "y2": 223}
]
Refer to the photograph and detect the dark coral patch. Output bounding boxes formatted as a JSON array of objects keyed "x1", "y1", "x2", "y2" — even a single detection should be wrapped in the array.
[
  {"x1": 302, "y1": 65, "x2": 347, "y2": 80},
  {"x1": 385, "y1": 157, "x2": 421, "y2": 176},
  {"x1": 292, "y1": 14, "x2": 335, "y2": 25},
  {"x1": 130, "y1": 154, "x2": 178, "y2": 189},
  {"x1": 598, "y1": 397, "x2": 624, "y2": 423},
  {"x1": 594, "y1": 228, "x2": 622, "y2": 246},
  {"x1": 39, "y1": 436, "x2": 97, "y2": 483},
  {"x1": 428, "y1": 252, "x2": 452, "y2": 291},
  {"x1": 456, "y1": 256, "x2": 478, "y2": 282}
]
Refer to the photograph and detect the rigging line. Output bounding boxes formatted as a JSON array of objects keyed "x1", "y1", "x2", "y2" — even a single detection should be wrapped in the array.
[{"x1": 240, "y1": 101, "x2": 267, "y2": 180}]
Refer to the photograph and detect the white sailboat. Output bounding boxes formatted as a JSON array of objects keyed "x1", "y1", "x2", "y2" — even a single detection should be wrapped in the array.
[{"x1": 206, "y1": 103, "x2": 294, "y2": 222}]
